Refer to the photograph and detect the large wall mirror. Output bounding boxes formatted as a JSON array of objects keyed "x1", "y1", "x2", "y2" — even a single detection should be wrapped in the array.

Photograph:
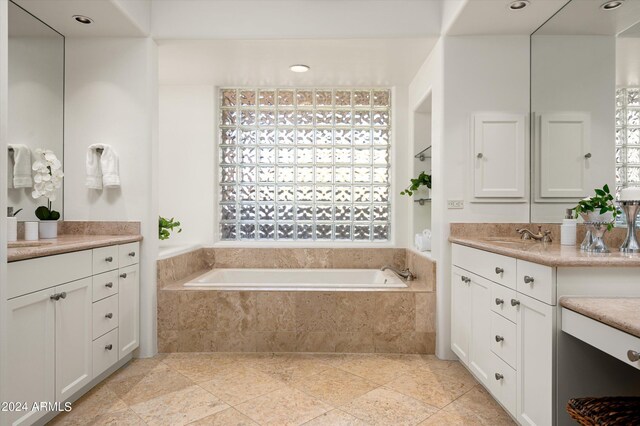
[
  {"x1": 7, "y1": 1, "x2": 64, "y2": 221},
  {"x1": 530, "y1": 0, "x2": 640, "y2": 223}
]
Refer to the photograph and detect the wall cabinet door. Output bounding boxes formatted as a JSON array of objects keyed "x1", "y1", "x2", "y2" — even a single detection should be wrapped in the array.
[
  {"x1": 469, "y1": 274, "x2": 492, "y2": 386},
  {"x1": 451, "y1": 267, "x2": 471, "y2": 365},
  {"x1": 538, "y1": 112, "x2": 590, "y2": 199},
  {"x1": 516, "y1": 292, "x2": 555, "y2": 426},
  {"x1": 4, "y1": 289, "x2": 55, "y2": 426},
  {"x1": 473, "y1": 113, "x2": 526, "y2": 198},
  {"x1": 118, "y1": 264, "x2": 140, "y2": 358},
  {"x1": 55, "y1": 278, "x2": 93, "y2": 402}
]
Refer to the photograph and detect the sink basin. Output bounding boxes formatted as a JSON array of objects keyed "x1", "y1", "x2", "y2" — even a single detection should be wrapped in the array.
[{"x1": 8, "y1": 240, "x2": 54, "y2": 249}]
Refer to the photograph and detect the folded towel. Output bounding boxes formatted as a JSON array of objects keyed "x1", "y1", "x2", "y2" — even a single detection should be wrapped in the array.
[
  {"x1": 8, "y1": 144, "x2": 33, "y2": 188},
  {"x1": 7, "y1": 148, "x2": 13, "y2": 189},
  {"x1": 86, "y1": 144, "x2": 120, "y2": 189}
]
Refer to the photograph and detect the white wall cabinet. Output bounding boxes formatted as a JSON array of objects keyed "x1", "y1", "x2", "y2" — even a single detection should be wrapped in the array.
[
  {"x1": 3, "y1": 242, "x2": 140, "y2": 426},
  {"x1": 473, "y1": 113, "x2": 526, "y2": 199}
]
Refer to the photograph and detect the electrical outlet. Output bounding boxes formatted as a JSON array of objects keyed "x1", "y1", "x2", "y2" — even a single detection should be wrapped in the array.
[{"x1": 447, "y1": 200, "x2": 464, "y2": 209}]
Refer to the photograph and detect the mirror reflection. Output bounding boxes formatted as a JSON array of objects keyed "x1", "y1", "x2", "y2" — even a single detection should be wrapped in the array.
[{"x1": 7, "y1": 1, "x2": 64, "y2": 222}]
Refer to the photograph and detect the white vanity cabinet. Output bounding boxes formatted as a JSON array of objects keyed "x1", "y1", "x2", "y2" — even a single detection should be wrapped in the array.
[{"x1": 4, "y1": 242, "x2": 140, "y2": 426}]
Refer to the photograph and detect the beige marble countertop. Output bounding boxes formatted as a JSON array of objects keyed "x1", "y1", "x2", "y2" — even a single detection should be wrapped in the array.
[
  {"x1": 560, "y1": 297, "x2": 640, "y2": 338},
  {"x1": 449, "y1": 236, "x2": 640, "y2": 267},
  {"x1": 8, "y1": 234, "x2": 143, "y2": 262}
]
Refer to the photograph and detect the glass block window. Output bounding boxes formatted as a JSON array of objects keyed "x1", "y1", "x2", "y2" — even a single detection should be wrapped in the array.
[
  {"x1": 616, "y1": 88, "x2": 640, "y2": 196},
  {"x1": 218, "y1": 88, "x2": 391, "y2": 241}
]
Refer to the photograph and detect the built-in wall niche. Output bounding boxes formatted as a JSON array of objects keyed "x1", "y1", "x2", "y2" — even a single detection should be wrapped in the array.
[
  {"x1": 411, "y1": 92, "x2": 432, "y2": 249},
  {"x1": 7, "y1": 1, "x2": 64, "y2": 221},
  {"x1": 530, "y1": 0, "x2": 640, "y2": 223}
]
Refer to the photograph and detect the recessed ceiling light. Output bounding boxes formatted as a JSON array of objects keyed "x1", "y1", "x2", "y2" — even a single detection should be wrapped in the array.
[
  {"x1": 73, "y1": 15, "x2": 93, "y2": 24},
  {"x1": 601, "y1": 0, "x2": 624, "y2": 10},
  {"x1": 508, "y1": 0, "x2": 529, "y2": 10},
  {"x1": 289, "y1": 64, "x2": 310, "y2": 73}
]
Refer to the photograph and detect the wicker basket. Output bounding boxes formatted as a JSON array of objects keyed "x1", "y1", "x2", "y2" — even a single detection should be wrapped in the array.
[{"x1": 567, "y1": 397, "x2": 640, "y2": 425}]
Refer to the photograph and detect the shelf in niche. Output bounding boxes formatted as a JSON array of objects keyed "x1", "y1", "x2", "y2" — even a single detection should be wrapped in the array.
[
  {"x1": 414, "y1": 146, "x2": 431, "y2": 161},
  {"x1": 414, "y1": 198, "x2": 431, "y2": 206}
]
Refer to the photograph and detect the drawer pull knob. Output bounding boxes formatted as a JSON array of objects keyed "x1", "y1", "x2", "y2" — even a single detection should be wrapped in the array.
[
  {"x1": 105, "y1": 344, "x2": 113, "y2": 351},
  {"x1": 495, "y1": 335, "x2": 504, "y2": 342},
  {"x1": 105, "y1": 282, "x2": 113, "y2": 288},
  {"x1": 105, "y1": 313, "x2": 113, "y2": 319},
  {"x1": 511, "y1": 299, "x2": 520, "y2": 306},
  {"x1": 495, "y1": 267, "x2": 504, "y2": 275},
  {"x1": 120, "y1": 273, "x2": 128, "y2": 279},
  {"x1": 524, "y1": 275, "x2": 535, "y2": 284},
  {"x1": 460, "y1": 276, "x2": 470, "y2": 284},
  {"x1": 495, "y1": 373, "x2": 504, "y2": 380},
  {"x1": 105, "y1": 256, "x2": 113, "y2": 262},
  {"x1": 628, "y1": 350, "x2": 640, "y2": 362},
  {"x1": 50, "y1": 293, "x2": 61, "y2": 301},
  {"x1": 129, "y1": 251, "x2": 136, "y2": 257},
  {"x1": 59, "y1": 292, "x2": 66, "y2": 299},
  {"x1": 495, "y1": 298, "x2": 504, "y2": 305}
]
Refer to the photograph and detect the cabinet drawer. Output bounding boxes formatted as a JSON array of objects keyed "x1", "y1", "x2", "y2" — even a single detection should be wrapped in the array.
[
  {"x1": 491, "y1": 312, "x2": 516, "y2": 368},
  {"x1": 491, "y1": 282, "x2": 517, "y2": 323},
  {"x1": 517, "y1": 260, "x2": 556, "y2": 305},
  {"x1": 452, "y1": 244, "x2": 516, "y2": 289},
  {"x1": 119, "y1": 242, "x2": 140, "y2": 268},
  {"x1": 93, "y1": 246, "x2": 119, "y2": 274},
  {"x1": 488, "y1": 352, "x2": 517, "y2": 418},
  {"x1": 8, "y1": 250, "x2": 92, "y2": 299},
  {"x1": 92, "y1": 270, "x2": 119, "y2": 302},
  {"x1": 93, "y1": 294, "x2": 119, "y2": 339},
  {"x1": 93, "y1": 328, "x2": 118, "y2": 379}
]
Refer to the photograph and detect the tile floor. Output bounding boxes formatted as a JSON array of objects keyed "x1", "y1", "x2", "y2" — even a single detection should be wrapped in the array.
[{"x1": 48, "y1": 353, "x2": 514, "y2": 426}]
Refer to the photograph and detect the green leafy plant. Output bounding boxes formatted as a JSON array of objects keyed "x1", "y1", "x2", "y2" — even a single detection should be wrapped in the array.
[
  {"x1": 10, "y1": 208, "x2": 22, "y2": 217},
  {"x1": 573, "y1": 184, "x2": 619, "y2": 230},
  {"x1": 35, "y1": 202, "x2": 60, "y2": 221},
  {"x1": 400, "y1": 171, "x2": 432, "y2": 196},
  {"x1": 159, "y1": 216, "x2": 182, "y2": 240}
]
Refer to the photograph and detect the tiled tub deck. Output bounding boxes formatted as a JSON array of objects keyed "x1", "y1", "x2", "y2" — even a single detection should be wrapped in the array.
[{"x1": 157, "y1": 248, "x2": 436, "y2": 354}]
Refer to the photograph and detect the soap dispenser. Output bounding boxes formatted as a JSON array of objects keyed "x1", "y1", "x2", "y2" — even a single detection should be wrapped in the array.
[
  {"x1": 7, "y1": 207, "x2": 18, "y2": 242},
  {"x1": 561, "y1": 208, "x2": 577, "y2": 246}
]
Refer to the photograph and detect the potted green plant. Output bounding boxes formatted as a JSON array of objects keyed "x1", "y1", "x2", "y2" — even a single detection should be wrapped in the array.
[
  {"x1": 159, "y1": 216, "x2": 182, "y2": 240},
  {"x1": 573, "y1": 184, "x2": 619, "y2": 230},
  {"x1": 31, "y1": 149, "x2": 63, "y2": 239},
  {"x1": 400, "y1": 171, "x2": 432, "y2": 198}
]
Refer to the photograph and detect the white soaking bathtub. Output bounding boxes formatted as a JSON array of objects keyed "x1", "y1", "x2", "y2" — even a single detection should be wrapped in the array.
[{"x1": 184, "y1": 268, "x2": 407, "y2": 291}]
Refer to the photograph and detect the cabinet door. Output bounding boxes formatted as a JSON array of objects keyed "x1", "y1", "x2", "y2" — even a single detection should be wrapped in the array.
[
  {"x1": 538, "y1": 113, "x2": 590, "y2": 199},
  {"x1": 4, "y1": 289, "x2": 55, "y2": 426},
  {"x1": 118, "y1": 264, "x2": 140, "y2": 358},
  {"x1": 55, "y1": 278, "x2": 93, "y2": 402},
  {"x1": 516, "y1": 293, "x2": 555, "y2": 426},
  {"x1": 473, "y1": 113, "x2": 526, "y2": 198},
  {"x1": 469, "y1": 274, "x2": 492, "y2": 386},
  {"x1": 451, "y1": 267, "x2": 471, "y2": 365}
]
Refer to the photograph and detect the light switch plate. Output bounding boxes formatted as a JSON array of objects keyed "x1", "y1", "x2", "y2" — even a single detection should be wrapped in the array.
[{"x1": 447, "y1": 200, "x2": 464, "y2": 209}]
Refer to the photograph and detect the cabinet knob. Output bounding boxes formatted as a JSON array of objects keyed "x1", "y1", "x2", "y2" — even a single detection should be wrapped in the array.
[
  {"x1": 477, "y1": 152, "x2": 484, "y2": 159},
  {"x1": 495, "y1": 267, "x2": 504, "y2": 275},
  {"x1": 495, "y1": 298, "x2": 504, "y2": 305},
  {"x1": 59, "y1": 292, "x2": 66, "y2": 299},
  {"x1": 105, "y1": 313, "x2": 113, "y2": 319},
  {"x1": 50, "y1": 293, "x2": 60, "y2": 301},
  {"x1": 105, "y1": 282, "x2": 113, "y2": 288},
  {"x1": 105, "y1": 344, "x2": 113, "y2": 351},
  {"x1": 120, "y1": 273, "x2": 128, "y2": 279},
  {"x1": 584, "y1": 153, "x2": 592, "y2": 159},
  {"x1": 628, "y1": 350, "x2": 640, "y2": 362},
  {"x1": 511, "y1": 299, "x2": 520, "y2": 306},
  {"x1": 461, "y1": 276, "x2": 470, "y2": 284},
  {"x1": 495, "y1": 373, "x2": 504, "y2": 381},
  {"x1": 129, "y1": 251, "x2": 136, "y2": 257},
  {"x1": 105, "y1": 256, "x2": 113, "y2": 262},
  {"x1": 524, "y1": 275, "x2": 535, "y2": 284},
  {"x1": 495, "y1": 335, "x2": 504, "y2": 342}
]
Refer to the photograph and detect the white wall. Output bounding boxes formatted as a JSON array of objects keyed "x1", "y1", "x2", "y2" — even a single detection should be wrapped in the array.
[
  {"x1": 158, "y1": 85, "x2": 215, "y2": 246},
  {"x1": 64, "y1": 37, "x2": 158, "y2": 357}
]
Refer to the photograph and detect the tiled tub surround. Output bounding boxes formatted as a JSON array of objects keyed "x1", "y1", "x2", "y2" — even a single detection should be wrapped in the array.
[{"x1": 157, "y1": 248, "x2": 436, "y2": 354}]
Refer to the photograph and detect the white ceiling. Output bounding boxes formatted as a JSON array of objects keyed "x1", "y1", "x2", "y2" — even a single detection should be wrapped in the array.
[
  {"x1": 158, "y1": 38, "x2": 437, "y2": 86},
  {"x1": 535, "y1": 0, "x2": 640, "y2": 35},
  {"x1": 446, "y1": 0, "x2": 570, "y2": 35},
  {"x1": 151, "y1": 0, "x2": 444, "y2": 39}
]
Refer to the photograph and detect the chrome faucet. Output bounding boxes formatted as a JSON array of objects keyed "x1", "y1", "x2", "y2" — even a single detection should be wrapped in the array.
[
  {"x1": 381, "y1": 265, "x2": 415, "y2": 281},
  {"x1": 516, "y1": 225, "x2": 553, "y2": 243}
]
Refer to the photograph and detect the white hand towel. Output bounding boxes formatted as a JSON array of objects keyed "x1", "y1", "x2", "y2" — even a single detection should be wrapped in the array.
[
  {"x1": 7, "y1": 147, "x2": 14, "y2": 189},
  {"x1": 8, "y1": 144, "x2": 33, "y2": 188},
  {"x1": 86, "y1": 144, "x2": 120, "y2": 189}
]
